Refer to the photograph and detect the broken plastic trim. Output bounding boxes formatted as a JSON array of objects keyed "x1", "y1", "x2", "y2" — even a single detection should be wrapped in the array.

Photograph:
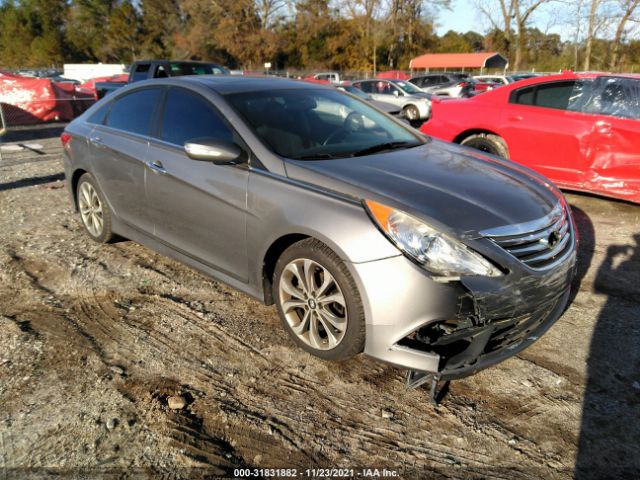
[{"x1": 405, "y1": 371, "x2": 448, "y2": 404}]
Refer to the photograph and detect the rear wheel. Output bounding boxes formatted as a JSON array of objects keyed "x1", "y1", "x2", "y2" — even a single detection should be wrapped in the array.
[
  {"x1": 273, "y1": 239, "x2": 365, "y2": 361},
  {"x1": 460, "y1": 133, "x2": 509, "y2": 159},
  {"x1": 76, "y1": 173, "x2": 114, "y2": 243}
]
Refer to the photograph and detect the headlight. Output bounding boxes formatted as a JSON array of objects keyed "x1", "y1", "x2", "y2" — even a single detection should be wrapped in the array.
[{"x1": 365, "y1": 200, "x2": 502, "y2": 277}]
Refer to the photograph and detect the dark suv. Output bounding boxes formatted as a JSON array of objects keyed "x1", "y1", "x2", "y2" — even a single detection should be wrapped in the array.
[{"x1": 409, "y1": 73, "x2": 475, "y2": 98}]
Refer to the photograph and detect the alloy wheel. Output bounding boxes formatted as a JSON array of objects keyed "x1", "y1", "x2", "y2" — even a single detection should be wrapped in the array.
[
  {"x1": 278, "y1": 258, "x2": 348, "y2": 350},
  {"x1": 78, "y1": 182, "x2": 104, "y2": 237}
]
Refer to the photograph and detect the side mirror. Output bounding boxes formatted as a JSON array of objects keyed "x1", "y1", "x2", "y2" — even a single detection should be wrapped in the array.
[
  {"x1": 184, "y1": 138, "x2": 246, "y2": 165},
  {"x1": 392, "y1": 90, "x2": 400, "y2": 97}
]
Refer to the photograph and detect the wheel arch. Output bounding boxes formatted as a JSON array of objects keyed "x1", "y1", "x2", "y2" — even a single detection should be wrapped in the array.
[
  {"x1": 452, "y1": 128, "x2": 501, "y2": 145},
  {"x1": 70, "y1": 168, "x2": 88, "y2": 211},
  {"x1": 261, "y1": 233, "x2": 311, "y2": 305}
]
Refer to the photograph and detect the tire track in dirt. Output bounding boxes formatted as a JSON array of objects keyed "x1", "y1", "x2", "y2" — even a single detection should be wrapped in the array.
[{"x1": 0, "y1": 234, "x2": 575, "y2": 478}]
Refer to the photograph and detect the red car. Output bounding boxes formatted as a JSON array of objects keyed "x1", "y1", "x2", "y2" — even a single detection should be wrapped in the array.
[
  {"x1": 472, "y1": 79, "x2": 501, "y2": 94},
  {"x1": 421, "y1": 72, "x2": 640, "y2": 204}
]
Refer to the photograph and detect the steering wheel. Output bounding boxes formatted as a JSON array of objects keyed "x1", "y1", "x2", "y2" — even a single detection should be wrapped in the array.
[
  {"x1": 345, "y1": 111, "x2": 365, "y2": 132},
  {"x1": 322, "y1": 112, "x2": 365, "y2": 146}
]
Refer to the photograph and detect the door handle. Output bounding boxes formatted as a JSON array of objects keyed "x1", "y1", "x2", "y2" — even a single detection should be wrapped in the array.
[
  {"x1": 508, "y1": 115, "x2": 523, "y2": 122},
  {"x1": 89, "y1": 136, "x2": 105, "y2": 148},
  {"x1": 145, "y1": 160, "x2": 167, "y2": 174}
]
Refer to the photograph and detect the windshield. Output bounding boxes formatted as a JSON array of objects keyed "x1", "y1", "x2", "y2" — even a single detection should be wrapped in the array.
[
  {"x1": 226, "y1": 88, "x2": 424, "y2": 160},
  {"x1": 393, "y1": 81, "x2": 423, "y2": 94}
]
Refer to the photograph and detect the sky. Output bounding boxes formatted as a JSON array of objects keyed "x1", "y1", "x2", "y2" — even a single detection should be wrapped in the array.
[
  {"x1": 436, "y1": 0, "x2": 485, "y2": 36},
  {"x1": 434, "y1": 0, "x2": 575, "y2": 41}
]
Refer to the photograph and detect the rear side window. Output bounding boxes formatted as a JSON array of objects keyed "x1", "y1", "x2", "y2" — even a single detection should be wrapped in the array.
[
  {"x1": 131, "y1": 64, "x2": 150, "y2": 82},
  {"x1": 411, "y1": 77, "x2": 427, "y2": 87},
  {"x1": 510, "y1": 81, "x2": 588, "y2": 111},
  {"x1": 584, "y1": 77, "x2": 640, "y2": 119},
  {"x1": 105, "y1": 88, "x2": 162, "y2": 135},
  {"x1": 159, "y1": 88, "x2": 233, "y2": 146},
  {"x1": 535, "y1": 81, "x2": 576, "y2": 109},
  {"x1": 418, "y1": 76, "x2": 434, "y2": 86},
  {"x1": 356, "y1": 82, "x2": 375, "y2": 94}
]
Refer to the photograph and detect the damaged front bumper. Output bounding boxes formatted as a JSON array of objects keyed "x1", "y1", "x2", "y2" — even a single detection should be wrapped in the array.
[{"x1": 354, "y1": 218, "x2": 577, "y2": 381}]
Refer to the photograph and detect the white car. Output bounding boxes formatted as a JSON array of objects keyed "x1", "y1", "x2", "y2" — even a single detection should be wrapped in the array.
[
  {"x1": 313, "y1": 72, "x2": 341, "y2": 83},
  {"x1": 474, "y1": 75, "x2": 513, "y2": 86}
]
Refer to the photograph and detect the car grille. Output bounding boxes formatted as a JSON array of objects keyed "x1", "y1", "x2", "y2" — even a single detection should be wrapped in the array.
[{"x1": 485, "y1": 206, "x2": 572, "y2": 270}]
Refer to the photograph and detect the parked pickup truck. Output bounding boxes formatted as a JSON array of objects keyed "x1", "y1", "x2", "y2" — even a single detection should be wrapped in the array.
[{"x1": 95, "y1": 60, "x2": 230, "y2": 99}]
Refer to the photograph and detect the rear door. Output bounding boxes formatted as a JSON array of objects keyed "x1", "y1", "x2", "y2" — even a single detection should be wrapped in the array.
[
  {"x1": 580, "y1": 76, "x2": 640, "y2": 199},
  {"x1": 144, "y1": 87, "x2": 249, "y2": 280},
  {"x1": 499, "y1": 79, "x2": 594, "y2": 186},
  {"x1": 88, "y1": 87, "x2": 163, "y2": 234}
]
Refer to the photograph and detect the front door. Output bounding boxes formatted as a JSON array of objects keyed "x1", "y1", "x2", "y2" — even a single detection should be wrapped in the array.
[{"x1": 144, "y1": 87, "x2": 249, "y2": 280}]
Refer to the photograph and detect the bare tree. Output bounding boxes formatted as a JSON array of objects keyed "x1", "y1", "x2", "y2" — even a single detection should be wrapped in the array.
[
  {"x1": 513, "y1": 0, "x2": 550, "y2": 70},
  {"x1": 475, "y1": 0, "x2": 553, "y2": 70},
  {"x1": 610, "y1": 0, "x2": 640, "y2": 68},
  {"x1": 584, "y1": 0, "x2": 603, "y2": 70},
  {"x1": 256, "y1": 0, "x2": 290, "y2": 29}
]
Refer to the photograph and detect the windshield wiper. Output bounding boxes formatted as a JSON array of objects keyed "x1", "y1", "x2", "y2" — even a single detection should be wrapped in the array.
[
  {"x1": 350, "y1": 141, "x2": 420, "y2": 157},
  {"x1": 291, "y1": 153, "x2": 338, "y2": 160}
]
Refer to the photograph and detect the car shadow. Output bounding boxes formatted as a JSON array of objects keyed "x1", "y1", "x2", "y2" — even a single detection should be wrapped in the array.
[
  {"x1": 0, "y1": 124, "x2": 66, "y2": 143},
  {"x1": 0, "y1": 173, "x2": 65, "y2": 192},
  {"x1": 575, "y1": 229, "x2": 640, "y2": 478},
  {"x1": 568, "y1": 205, "x2": 595, "y2": 305}
]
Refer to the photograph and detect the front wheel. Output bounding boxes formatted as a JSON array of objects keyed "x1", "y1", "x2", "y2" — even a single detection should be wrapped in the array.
[
  {"x1": 403, "y1": 105, "x2": 420, "y2": 121},
  {"x1": 460, "y1": 133, "x2": 509, "y2": 159},
  {"x1": 273, "y1": 239, "x2": 365, "y2": 361}
]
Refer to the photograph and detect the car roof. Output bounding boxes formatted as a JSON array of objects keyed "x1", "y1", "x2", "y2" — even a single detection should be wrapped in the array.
[
  {"x1": 161, "y1": 75, "x2": 331, "y2": 94},
  {"x1": 507, "y1": 71, "x2": 640, "y2": 89}
]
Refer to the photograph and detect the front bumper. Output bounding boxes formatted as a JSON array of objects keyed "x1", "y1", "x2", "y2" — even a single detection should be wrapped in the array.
[{"x1": 352, "y1": 234, "x2": 577, "y2": 380}]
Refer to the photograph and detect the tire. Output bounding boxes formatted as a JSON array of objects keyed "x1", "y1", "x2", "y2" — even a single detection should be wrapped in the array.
[
  {"x1": 76, "y1": 173, "x2": 114, "y2": 243},
  {"x1": 273, "y1": 238, "x2": 365, "y2": 361},
  {"x1": 460, "y1": 133, "x2": 509, "y2": 159},
  {"x1": 403, "y1": 105, "x2": 420, "y2": 121}
]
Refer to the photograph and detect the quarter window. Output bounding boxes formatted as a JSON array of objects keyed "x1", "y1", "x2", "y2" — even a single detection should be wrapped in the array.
[
  {"x1": 159, "y1": 88, "x2": 233, "y2": 146},
  {"x1": 87, "y1": 102, "x2": 110, "y2": 124},
  {"x1": 512, "y1": 86, "x2": 535, "y2": 105},
  {"x1": 105, "y1": 88, "x2": 162, "y2": 135}
]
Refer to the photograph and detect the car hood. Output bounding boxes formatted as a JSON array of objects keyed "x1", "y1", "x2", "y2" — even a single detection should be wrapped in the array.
[{"x1": 284, "y1": 140, "x2": 562, "y2": 237}]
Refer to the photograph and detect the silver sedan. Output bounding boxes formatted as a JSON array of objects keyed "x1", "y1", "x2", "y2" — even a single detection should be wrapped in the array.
[{"x1": 62, "y1": 76, "x2": 577, "y2": 384}]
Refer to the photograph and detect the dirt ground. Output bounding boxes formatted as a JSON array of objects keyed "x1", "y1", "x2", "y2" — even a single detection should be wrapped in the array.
[{"x1": 1, "y1": 127, "x2": 639, "y2": 480}]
